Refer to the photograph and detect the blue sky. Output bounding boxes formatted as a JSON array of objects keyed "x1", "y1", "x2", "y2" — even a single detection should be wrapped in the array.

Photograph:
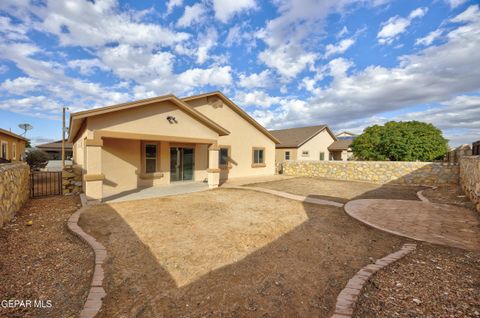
[{"x1": 0, "y1": 0, "x2": 479, "y2": 146}]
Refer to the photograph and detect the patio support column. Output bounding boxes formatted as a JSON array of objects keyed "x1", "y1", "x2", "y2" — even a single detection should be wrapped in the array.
[
  {"x1": 84, "y1": 138, "x2": 104, "y2": 200},
  {"x1": 207, "y1": 144, "x2": 220, "y2": 188}
]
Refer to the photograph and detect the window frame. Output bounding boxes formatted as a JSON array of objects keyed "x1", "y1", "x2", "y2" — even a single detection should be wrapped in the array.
[
  {"x1": 319, "y1": 152, "x2": 325, "y2": 161},
  {"x1": 302, "y1": 150, "x2": 309, "y2": 157},
  {"x1": 251, "y1": 147, "x2": 266, "y2": 167},
  {"x1": 284, "y1": 151, "x2": 291, "y2": 161},
  {"x1": 218, "y1": 145, "x2": 231, "y2": 169},
  {"x1": 12, "y1": 143, "x2": 16, "y2": 160},
  {"x1": 142, "y1": 142, "x2": 159, "y2": 174},
  {"x1": 1, "y1": 140, "x2": 8, "y2": 159}
]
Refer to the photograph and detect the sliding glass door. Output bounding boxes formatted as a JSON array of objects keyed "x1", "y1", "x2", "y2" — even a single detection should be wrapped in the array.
[{"x1": 170, "y1": 147, "x2": 195, "y2": 182}]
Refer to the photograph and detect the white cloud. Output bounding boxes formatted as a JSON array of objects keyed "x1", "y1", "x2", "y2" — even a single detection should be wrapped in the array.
[
  {"x1": 445, "y1": 0, "x2": 467, "y2": 9},
  {"x1": 0, "y1": 65, "x2": 9, "y2": 74},
  {"x1": 415, "y1": 29, "x2": 443, "y2": 46},
  {"x1": 1, "y1": 77, "x2": 41, "y2": 94},
  {"x1": 166, "y1": 0, "x2": 183, "y2": 15},
  {"x1": 378, "y1": 7, "x2": 427, "y2": 45},
  {"x1": 324, "y1": 38, "x2": 355, "y2": 58},
  {"x1": 337, "y1": 26, "x2": 349, "y2": 38},
  {"x1": 259, "y1": 44, "x2": 316, "y2": 79},
  {"x1": 196, "y1": 28, "x2": 218, "y2": 64},
  {"x1": 212, "y1": 0, "x2": 256, "y2": 23},
  {"x1": 177, "y1": 3, "x2": 207, "y2": 28},
  {"x1": 176, "y1": 66, "x2": 233, "y2": 88},
  {"x1": 67, "y1": 59, "x2": 109, "y2": 76},
  {"x1": 234, "y1": 90, "x2": 281, "y2": 108},
  {"x1": 238, "y1": 70, "x2": 273, "y2": 89},
  {"x1": 257, "y1": 6, "x2": 480, "y2": 134}
]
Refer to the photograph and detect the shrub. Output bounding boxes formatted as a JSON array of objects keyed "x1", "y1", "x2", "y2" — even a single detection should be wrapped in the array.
[{"x1": 26, "y1": 149, "x2": 49, "y2": 170}]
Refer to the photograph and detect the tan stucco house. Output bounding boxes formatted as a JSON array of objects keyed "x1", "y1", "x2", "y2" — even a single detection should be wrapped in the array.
[
  {"x1": 36, "y1": 140, "x2": 73, "y2": 160},
  {"x1": 270, "y1": 125, "x2": 337, "y2": 164},
  {"x1": 68, "y1": 91, "x2": 279, "y2": 200},
  {"x1": 0, "y1": 128, "x2": 28, "y2": 163}
]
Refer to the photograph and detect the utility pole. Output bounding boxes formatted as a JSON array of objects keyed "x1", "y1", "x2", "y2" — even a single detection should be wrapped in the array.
[{"x1": 62, "y1": 107, "x2": 67, "y2": 168}]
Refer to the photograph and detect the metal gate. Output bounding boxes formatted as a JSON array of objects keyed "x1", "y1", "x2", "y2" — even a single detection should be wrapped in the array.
[{"x1": 30, "y1": 171, "x2": 63, "y2": 198}]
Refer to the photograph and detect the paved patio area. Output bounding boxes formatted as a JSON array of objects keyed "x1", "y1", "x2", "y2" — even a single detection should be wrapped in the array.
[
  {"x1": 345, "y1": 199, "x2": 480, "y2": 251},
  {"x1": 102, "y1": 181, "x2": 210, "y2": 203}
]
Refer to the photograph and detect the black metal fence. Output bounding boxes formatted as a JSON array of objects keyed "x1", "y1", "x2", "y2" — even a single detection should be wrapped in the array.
[
  {"x1": 473, "y1": 141, "x2": 480, "y2": 156},
  {"x1": 30, "y1": 171, "x2": 62, "y2": 198}
]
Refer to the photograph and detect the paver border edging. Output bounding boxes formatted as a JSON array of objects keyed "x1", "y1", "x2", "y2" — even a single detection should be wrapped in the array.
[
  {"x1": 331, "y1": 243, "x2": 417, "y2": 317},
  {"x1": 67, "y1": 194, "x2": 107, "y2": 318},
  {"x1": 224, "y1": 185, "x2": 344, "y2": 207}
]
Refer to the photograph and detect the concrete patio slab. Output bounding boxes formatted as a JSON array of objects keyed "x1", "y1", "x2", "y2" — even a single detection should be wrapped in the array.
[
  {"x1": 102, "y1": 181, "x2": 210, "y2": 203},
  {"x1": 345, "y1": 199, "x2": 480, "y2": 251}
]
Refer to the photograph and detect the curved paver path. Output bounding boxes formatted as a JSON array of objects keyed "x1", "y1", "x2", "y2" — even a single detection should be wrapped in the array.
[
  {"x1": 224, "y1": 185, "x2": 344, "y2": 207},
  {"x1": 345, "y1": 199, "x2": 480, "y2": 251}
]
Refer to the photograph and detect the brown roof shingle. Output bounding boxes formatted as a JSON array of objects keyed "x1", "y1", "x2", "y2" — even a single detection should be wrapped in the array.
[
  {"x1": 269, "y1": 125, "x2": 331, "y2": 148},
  {"x1": 36, "y1": 140, "x2": 72, "y2": 150},
  {"x1": 328, "y1": 139, "x2": 353, "y2": 151}
]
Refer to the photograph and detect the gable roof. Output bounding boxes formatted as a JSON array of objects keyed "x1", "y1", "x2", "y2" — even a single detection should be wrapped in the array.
[
  {"x1": 68, "y1": 94, "x2": 230, "y2": 142},
  {"x1": 37, "y1": 140, "x2": 72, "y2": 150},
  {"x1": 181, "y1": 91, "x2": 280, "y2": 144},
  {"x1": 0, "y1": 128, "x2": 29, "y2": 142},
  {"x1": 328, "y1": 139, "x2": 353, "y2": 151},
  {"x1": 269, "y1": 125, "x2": 336, "y2": 148}
]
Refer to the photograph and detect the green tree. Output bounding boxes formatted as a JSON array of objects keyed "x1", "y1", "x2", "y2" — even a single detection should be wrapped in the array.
[
  {"x1": 351, "y1": 121, "x2": 448, "y2": 161},
  {"x1": 26, "y1": 149, "x2": 49, "y2": 170}
]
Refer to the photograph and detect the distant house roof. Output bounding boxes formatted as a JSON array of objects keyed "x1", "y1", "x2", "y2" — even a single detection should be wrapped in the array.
[
  {"x1": 0, "y1": 128, "x2": 29, "y2": 142},
  {"x1": 269, "y1": 125, "x2": 336, "y2": 148},
  {"x1": 36, "y1": 140, "x2": 72, "y2": 151},
  {"x1": 328, "y1": 139, "x2": 353, "y2": 151}
]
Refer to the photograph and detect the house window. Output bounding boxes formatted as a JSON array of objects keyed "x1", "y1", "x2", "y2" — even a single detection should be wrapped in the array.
[
  {"x1": 219, "y1": 147, "x2": 229, "y2": 167},
  {"x1": 285, "y1": 151, "x2": 291, "y2": 160},
  {"x1": 252, "y1": 147, "x2": 265, "y2": 166},
  {"x1": 302, "y1": 150, "x2": 309, "y2": 157},
  {"x1": 1, "y1": 141, "x2": 7, "y2": 159},
  {"x1": 145, "y1": 144, "x2": 157, "y2": 173},
  {"x1": 13, "y1": 143, "x2": 16, "y2": 160},
  {"x1": 319, "y1": 152, "x2": 325, "y2": 161}
]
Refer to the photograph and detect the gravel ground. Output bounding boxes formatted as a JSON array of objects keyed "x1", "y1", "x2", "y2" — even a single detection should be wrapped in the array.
[
  {"x1": 354, "y1": 243, "x2": 480, "y2": 318},
  {"x1": 248, "y1": 177, "x2": 425, "y2": 203},
  {"x1": 0, "y1": 196, "x2": 93, "y2": 318}
]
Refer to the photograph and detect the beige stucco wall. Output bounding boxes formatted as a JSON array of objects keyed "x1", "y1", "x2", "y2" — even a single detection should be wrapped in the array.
[
  {"x1": 0, "y1": 132, "x2": 26, "y2": 162},
  {"x1": 297, "y1": 130, "x2": 334, "y2": 161},
  {"x1": 283, "y1": 160, "x2": 459, "y2": 185},
  {"x1": 275, "y1": 148, "x2": 298, "y2": 164},
  {"x1": 87, "y1": 101, "x2": 219, "y2": 141},
  {"x1": 460, "y1": 156, "x2": 480, "y2": 214},
  {"x1": 186, "y1": 97, "x2": 276, "y2": 178}
]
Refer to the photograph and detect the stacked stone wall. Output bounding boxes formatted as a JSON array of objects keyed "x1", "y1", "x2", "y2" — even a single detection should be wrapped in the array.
[
  {"x1": 460, "y1": 156, "x2": 480, "y2": 214},
  {"x1": 0, "y1": 163, "x2": 29, "y2": 228}
]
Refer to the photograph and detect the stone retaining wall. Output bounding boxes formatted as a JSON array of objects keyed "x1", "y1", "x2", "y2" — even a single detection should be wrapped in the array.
[
  {"x1": 282, "y1": 160, "x2": 459, "y2": 185},
  {"x1": 63, "y1": 165, "x2": 83, "y2": 195},
  {"x1": 460, "y1": 156, "x2": 480, "y2": 213},
  {"x1": 0, "y1": 163, "x2": 30, "y2": 228}
]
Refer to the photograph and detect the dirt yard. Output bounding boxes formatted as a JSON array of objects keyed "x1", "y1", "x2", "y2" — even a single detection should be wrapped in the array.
[
  {"x1": 354, "y1": 243, "x2": 480, "y2": 317},
  {"x1": 248, "y1": 177, "x2": 425, "y2": 203},
  {"x1": 423, "y1": 184, "x2": 476, "y2": 210},
  {"x1": 0, "y1": 196, "x2": 93, "y2": 318},
  {"x1": 79, "y1": 188, "x2": 407, "y2": 317}
]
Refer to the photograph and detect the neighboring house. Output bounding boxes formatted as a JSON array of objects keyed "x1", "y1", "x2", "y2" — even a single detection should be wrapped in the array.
[
  {"x1": 328, "y1": 139, "x2": 354, "y2": 161},
  {"x1": 68, "y1": 91, "x2": 279, "y2": 200},
  {"x1": 0, "y1": 128, "x2": 28, "y2": 163},
  {"x1": 336, "y1": 131, "x2": 357, "y2": 140},
  {"x1": 270, "y1": 125, "x2": 337, "y2": 164},
  {"x1": 329, "y1": 131, "x2": 357, "y2": 161},
  {"x1": 36, "y1": 140, "x2": 73, "y2": 160}
]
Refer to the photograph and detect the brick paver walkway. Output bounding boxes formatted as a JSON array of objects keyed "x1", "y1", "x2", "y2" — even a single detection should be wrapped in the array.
[{"x1": 345, "y1": 199, "x2": 480, "y2": 251}]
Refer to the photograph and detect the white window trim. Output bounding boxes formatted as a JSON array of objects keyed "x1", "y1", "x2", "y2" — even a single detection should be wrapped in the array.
[
  {"x1": 284, "y1": 151, "x2": 290, "y2": 160},
  {"x1": 1, "y1": 140, "x2": 8, "y2": 159},
  {"x1": 12, "y1": 143, "x2": 16, "y2": 160},
  {"x1": 301, "y1": 150, "x2": 309, "y2": 157},
  {"x1": 144, "y1": 143, "x2": 158, "y2": 173}
]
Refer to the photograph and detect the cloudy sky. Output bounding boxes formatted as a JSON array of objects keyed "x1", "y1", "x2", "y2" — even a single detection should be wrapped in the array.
[{"x1": 0, "y1": 0, "x2": 479, "y2": 146}]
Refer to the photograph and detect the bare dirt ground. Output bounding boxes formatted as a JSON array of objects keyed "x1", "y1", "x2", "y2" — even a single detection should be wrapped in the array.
[
  {"x1": 423, "y1": 184, "x2": 476, "y2": 210},
  {"x1": 79, "y1": 188, "x2": 407, "y2": 318},
  {"x1": 0, "y1": 196, "x2": 93, "y2": 318},
  {"x1": 354, "y1": 243, "x2": 480, "y2": 318},
  {"x1": 248, "y1": 177, "x2": 425, "y2": 203}
]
